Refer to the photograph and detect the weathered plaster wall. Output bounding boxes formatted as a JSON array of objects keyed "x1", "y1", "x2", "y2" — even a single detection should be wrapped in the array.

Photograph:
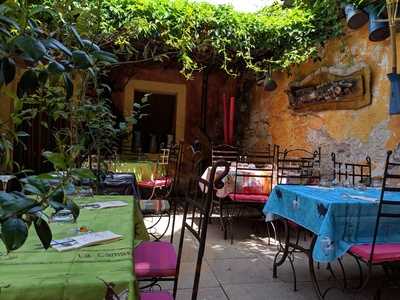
[{"x1": 242, "y1": 25, "x2": 400, "y2": 176}]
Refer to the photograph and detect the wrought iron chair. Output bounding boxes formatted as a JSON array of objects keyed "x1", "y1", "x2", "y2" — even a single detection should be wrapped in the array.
[
  {"x1": 211, "y1": 143, "x2": 239, "y2": 164},
  {"x1": 220, "y1": 145, "x2": 277, "y2": 243},
  {"x1": 209, "y1": 143, "x2": 239, "y2": 226},
  {"x1": 344, "y1": 150, "x2": 400, "y2": 297},
  {"x1": 138, "y1": 143, "x2": 183, "y2": 242},
  {"x1": 136, "y1": 160, "x2": 230, "y2": 300},
  {"x1": 331, "y1": 152, "x2": 371, "y2": 186},
  {"x1": 273, "y1": 147, "x2": 321, "y2": 291},
  {"x1": 277, "y1": 147, "x2": 321, "y2": 185}
]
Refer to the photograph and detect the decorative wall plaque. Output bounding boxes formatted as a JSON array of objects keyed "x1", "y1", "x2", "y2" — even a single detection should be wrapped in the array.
[{"x1": 287, "y1": 62, "x2": 371, "y2": 112}]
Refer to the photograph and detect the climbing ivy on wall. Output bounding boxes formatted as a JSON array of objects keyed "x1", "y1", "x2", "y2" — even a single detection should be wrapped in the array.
[{"x1": 40, "y1": 0, "x2": 344, "y2": 78}]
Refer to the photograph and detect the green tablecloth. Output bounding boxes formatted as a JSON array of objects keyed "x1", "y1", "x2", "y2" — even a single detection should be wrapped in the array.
[
  {"x1": 0, "y1": 195, "x2": 147, "y2": 300},
  {"x1": 109, "y1": 161, "x2": 165, "y2": 182}
]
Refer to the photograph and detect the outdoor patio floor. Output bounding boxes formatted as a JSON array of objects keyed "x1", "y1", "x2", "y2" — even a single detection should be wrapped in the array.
[{"x1": 142, "y1": 215, "x2": 399, "y2": 300}]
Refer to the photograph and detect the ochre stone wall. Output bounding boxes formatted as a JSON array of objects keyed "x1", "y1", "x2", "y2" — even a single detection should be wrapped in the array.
[{"x1": 242, "y1": 25, "x2": 400, "y2": 176}]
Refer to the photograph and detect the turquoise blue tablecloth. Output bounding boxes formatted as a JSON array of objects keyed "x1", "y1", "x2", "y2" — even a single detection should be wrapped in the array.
[{"x1": 263, "y1": 185, "x2": 400, "y2": 263}]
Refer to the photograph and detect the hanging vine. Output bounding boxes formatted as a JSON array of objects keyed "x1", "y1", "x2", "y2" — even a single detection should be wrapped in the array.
[{"x1": 39, "y1": 0, "x2": 344, "y2": 78}]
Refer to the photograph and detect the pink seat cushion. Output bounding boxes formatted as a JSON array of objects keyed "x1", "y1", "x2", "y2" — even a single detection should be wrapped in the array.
[
  {"x1": 350, "y1": 243, "x2": 400, "y2": 263},
  {"x1": 134, "y1": 241, "x2": 177, "y2": 278},
  {"x1": 140, "y1": 291, "x2": 173, "y2": 300},
  {"x1": 138, "y1": 176, "x2": 172, "y2": 189},
  {"x1": 228, "y1": 193, "x2": 268, "y2": 203}
]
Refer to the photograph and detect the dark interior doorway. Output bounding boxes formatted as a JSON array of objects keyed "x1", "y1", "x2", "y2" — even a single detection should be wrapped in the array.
[{"x1": 135, "y1": 91, "x2": 176, "y2": 153}]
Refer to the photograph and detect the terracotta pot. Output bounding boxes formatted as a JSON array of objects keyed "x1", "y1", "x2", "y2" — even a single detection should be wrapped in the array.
[{"x1": 344, "y1": 4, "x2": 369, "y2": 29}]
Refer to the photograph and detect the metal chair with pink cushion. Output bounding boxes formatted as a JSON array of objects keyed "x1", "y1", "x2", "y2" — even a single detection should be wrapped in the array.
[
  {"x1": 136, "y1": 160, "x2": 230, "y2": 300},
  {"x1": 346, "y1": 150, "x2": 400, "y2": 298},
  {"x1": 138, "y1": 143, "x2": 183, "y2": 242}
]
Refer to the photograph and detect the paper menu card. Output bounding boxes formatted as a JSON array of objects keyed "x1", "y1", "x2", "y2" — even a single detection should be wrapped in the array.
[
  {"x1": 51, "y1": 231, "x2": 123, "y2": 252},
  {"x1": 82, "y1": 201, "x2": 128, "y2": 209}
]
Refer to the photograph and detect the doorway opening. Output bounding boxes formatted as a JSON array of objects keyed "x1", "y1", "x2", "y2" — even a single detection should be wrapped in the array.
[{"x1": 134, "y1": 91, "x2": 177, "y2": 153}]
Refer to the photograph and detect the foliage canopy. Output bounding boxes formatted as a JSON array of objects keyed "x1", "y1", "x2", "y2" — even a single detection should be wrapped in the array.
[{"x1": 43, "y1": 0, "x2": 344, "y2": 78}]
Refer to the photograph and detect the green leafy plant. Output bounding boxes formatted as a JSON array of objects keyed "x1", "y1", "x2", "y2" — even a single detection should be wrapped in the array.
[
  {"x1": 38, "y1": 0, "x2": 344, "y2": 78},
  {"x1": 0, "y1": 1, "x2": 121, "y2": 252},
  {"x1": 0, "y1": 149, "x2": 95, "y2": 252},
  {"x1": 0, "y1": 0, "x2": 119, "y2": 170},
  {"x1": 127, "y1": 93, "x2": 150, "y2": 128}
]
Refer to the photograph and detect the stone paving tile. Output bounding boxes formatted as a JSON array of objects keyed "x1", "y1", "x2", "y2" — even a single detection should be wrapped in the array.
[
  {"x1": 177, "y1": 261, "x2": 220, "y2": 289},
  {"x1": 208, "y1": 257, "x2": 276, "y2": 285},
  {"x1": 146, "y1": 214, "x2": 399, "y2": 300},
  {"x1": 175, "y1": 287, "x2": 228, "y2": 300},
  {"x1": 224, "y1": 282, "x2": 317, "y2": 300}
]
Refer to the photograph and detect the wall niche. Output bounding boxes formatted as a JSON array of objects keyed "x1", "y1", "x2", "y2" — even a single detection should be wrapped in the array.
[{"x1": 287, "y1": 62, "x2": 371, "y2": 112}]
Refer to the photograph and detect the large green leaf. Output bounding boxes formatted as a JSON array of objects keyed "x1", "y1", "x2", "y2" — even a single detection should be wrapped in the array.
[
  {"x1": 82, "y1": 39, "x2": 100, "y2": 52},
  {"x1": 48, "y1": 61, "x2": 65, "y2": 74},
  {"x1": 72, "y1": 50, "x2": 93, "y2": 69},
  {"x1": 63, "y1": 73, "x2": 73, "y2": 100},
  {"x1": 21, "y1": 176, "x2": 50, "y2": 194},
  {"x1": 33, "y1": 218, "x2": 52, "y2": 249},
  {"x1": 71, "y1": 168, "x2": 95, "y2": 180},
  {"x1": 23, "y1": 184, "x2": 42, "y2": 195},
  {"x1": 1, "y1": 217, "x2": 28, "y2": 251},
  {"x1": 15, "y1": 36, "x2": 47, "y2": 61},
  {"x1": 49, "y1": 200, "x2": 65, "y2": 212},
  {"x1": 92, "y1": 50, "x2": 118, "y2": 64},
  {"x1": 0, "y1": 15, "x2": 20, "y2": 30},
  {"x1": 0, "y1": 192, "x2": 36, "y2": 217},
  {"x1": 0, "y1": 27, "x2": 11, "y2": 37},
  {"x1": 45, "y1": 38, "x2": 72, "y2": 57},
  {"x1": 48, "y1": 188, "x2": 64, "y2": 203},
  {"x1": 42, "y1": 151, "x2": 67, "y2": 169},
  {"x1": 70, "y1": 26, "x2": 84, "y2": 48},
  {"x1": 30, "y1": 5, "x2": 59, "y2": 20},
  {"x1": 0, "y1": 57, "x2": 16, "y2": 85},
  {"x1": 17, "y1": 69, "x2": 39, "y2": 98}
]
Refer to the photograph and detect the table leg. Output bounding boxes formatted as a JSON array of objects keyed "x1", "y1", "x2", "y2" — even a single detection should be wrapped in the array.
[
  {"x1": 308, "y1": 235, "x2": 324, "y2": 299},
  {"x1": 308, "y1": 235, "x2": 349, "y2": 299},
  {"x1": 272, "y1": 219, "x2": 315, "y2": 292},
  {"x1": 272, "y1": 220, "x2": 291, "y2": 278}
]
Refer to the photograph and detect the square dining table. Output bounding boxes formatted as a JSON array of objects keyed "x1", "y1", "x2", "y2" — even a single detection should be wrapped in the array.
[
  {"x1": 0, "y1": 195, "x2": 148, "y2": 300},
  {"x1": 263, "y1": 185, "x2": 400, "y2": 263}
]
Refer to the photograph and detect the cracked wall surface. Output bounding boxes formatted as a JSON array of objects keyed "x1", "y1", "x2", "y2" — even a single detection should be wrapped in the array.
[{"x1": 243, "y1": 25, "x2": 400, "y2": 177}]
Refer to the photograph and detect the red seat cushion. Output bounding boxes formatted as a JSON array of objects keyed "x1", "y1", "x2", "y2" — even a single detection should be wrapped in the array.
[
  {"x1": 349, "y1": 243, "x2": 400, "y2": 263},
  {"x1": 134, "y1": 241, "x2": 177, "y2": 278},
  {"x1": 140, "y1": 291, "x2": 173, "y2": 300},
  {"x1": 228, "y1": 193, "x2": 268, "y2": 203},
  {"x1": 138, "y1": 176, "x2": 172, "y2": 189}
]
